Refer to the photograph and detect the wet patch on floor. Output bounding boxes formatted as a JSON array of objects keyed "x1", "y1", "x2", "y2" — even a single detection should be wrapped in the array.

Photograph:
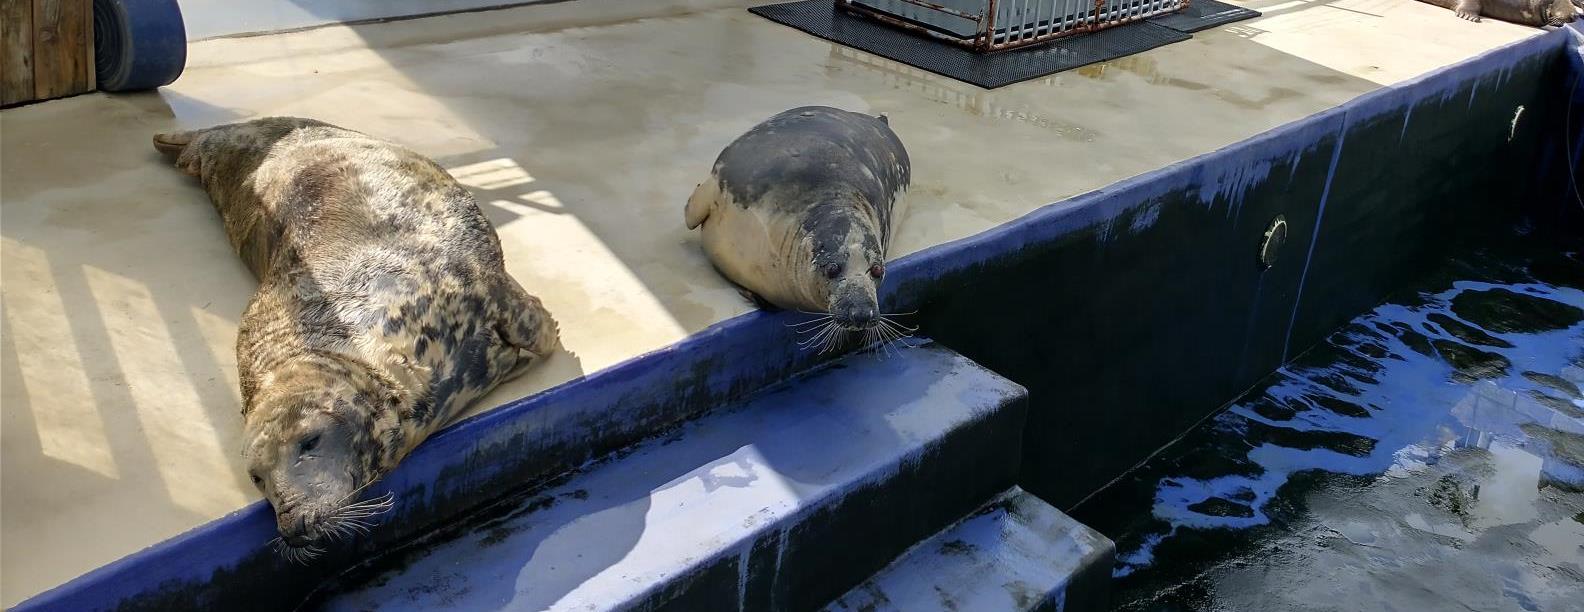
[{"x1": 1072, "y1": 239, "x2": 1584, "y2": 611}]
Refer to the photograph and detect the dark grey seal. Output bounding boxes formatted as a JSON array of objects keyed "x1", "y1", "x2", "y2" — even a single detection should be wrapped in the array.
[
  {"x1": 1415, "y1": 0, "x2": 1574, "y2": 24},
  {"x1": 685, "y1": 106, "x2": 911, "y2": 349},
  {"x1": 154, "y1": 116, "x2": 560, "y2": 561}
]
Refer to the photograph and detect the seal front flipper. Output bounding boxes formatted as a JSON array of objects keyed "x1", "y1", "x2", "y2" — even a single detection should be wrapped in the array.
[
  {"x1": 684, "y1": 179, "x2": 719, "y2": 229},
  {"x1": 737, "y1": 286, "x2": 779, "y2": 311},
  {"x1": 1454, "y1": 0, "x2": 1482, "y2": 19},
  {"x1": 492, "y1": 277, "x2": 561, "y2": 366}
]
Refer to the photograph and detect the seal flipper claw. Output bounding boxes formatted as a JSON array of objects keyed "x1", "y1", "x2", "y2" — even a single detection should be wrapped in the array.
[
  {"x1": 738, "y1": 287, "x2": 779, "y2": 311},
  {"x1": 1454, "y1": 0, "x2": 1482, "y2": 19}
]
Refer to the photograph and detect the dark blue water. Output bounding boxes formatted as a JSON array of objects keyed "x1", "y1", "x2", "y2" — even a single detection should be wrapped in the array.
[{"x1": 1072, "y1": 236, "x2": 1584, "y2": 611}]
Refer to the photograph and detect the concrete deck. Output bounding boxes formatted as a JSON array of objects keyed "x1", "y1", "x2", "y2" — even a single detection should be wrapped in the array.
[{"x1": 0, "y1": 0, "x2": 1541, "y2": 605}]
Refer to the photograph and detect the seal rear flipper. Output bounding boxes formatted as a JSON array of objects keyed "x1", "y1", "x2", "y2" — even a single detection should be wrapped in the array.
[
  {"x1": 152, "y1": 130, "x2": 192, "y2": 157},
  {"x1": 153, "y1": 130, "x2": 203, "y2": 177},
  {"x1": 685, "y1": 179, "x2": 719, "y2": 230}
]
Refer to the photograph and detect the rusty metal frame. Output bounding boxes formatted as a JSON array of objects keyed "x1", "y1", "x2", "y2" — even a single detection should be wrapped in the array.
[{"x1": 837, "y1": 0, "x2": 1189, "y2": 53}]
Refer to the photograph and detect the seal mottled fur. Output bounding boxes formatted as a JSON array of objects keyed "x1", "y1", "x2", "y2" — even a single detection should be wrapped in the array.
[
  {"x1": 685, "y1": 106, "x2": 910, "y2": 347},
  {"x1": 1414, "y1": 0, "x2": 1574, "y2": 24},
  {"x1": 154, "y1": 117, "x2": 559, "y2": 557}
]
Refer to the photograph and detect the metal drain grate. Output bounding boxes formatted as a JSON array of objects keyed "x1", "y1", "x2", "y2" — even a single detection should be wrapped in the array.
[
  {"x1": 844, "y1": 0, "x2": 1190, "y2": 52},
  {"x1": 752, "y1": 0, "x2": 1188, "y2": 88},
  {"x1": 751, "y1": 0, "x2": 1258, "y2": 88}
]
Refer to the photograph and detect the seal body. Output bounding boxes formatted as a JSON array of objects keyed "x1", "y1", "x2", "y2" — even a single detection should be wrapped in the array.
[
  {"x1": 685, "y1": 106, "x2": 910, "y2": 331},
  {"x1": 154, "y1": 117, "x2": 559, "y2": 552},
  {"x1": 1414, "y1": 0, "x2": 1573, "y2": 24}
]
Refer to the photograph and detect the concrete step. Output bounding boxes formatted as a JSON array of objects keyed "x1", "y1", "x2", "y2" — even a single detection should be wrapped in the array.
[
  {"x1": 313, "y1": 341, "x2": 1027, "y2": 611},
  {"x1": 825, "y1": 487, "x2": 1115, "y2": 612}
]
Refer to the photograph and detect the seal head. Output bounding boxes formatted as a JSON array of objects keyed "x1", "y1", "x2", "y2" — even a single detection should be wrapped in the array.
[
  {"x1": 686, "y1": 106, "x2": 910, "y2": 335},
  {"x1": 803, "y1": 200, "x2": 888, "y2": 329},
  {"x1": 242, "y1": 356, "x2": 398, "y2": 550}
]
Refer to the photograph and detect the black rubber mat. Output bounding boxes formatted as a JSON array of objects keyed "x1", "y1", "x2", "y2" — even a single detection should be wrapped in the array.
[
  {"x1": 1148, "y1": 0, "x2": 1261, "y2": 33},
  {"x1": 750, "y1": 0, "x2": 1192, "y2": 89}
]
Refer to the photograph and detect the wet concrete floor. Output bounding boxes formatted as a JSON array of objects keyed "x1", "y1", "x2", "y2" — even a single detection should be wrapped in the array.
[{"x1": 1073, "y1": 229, "x2": 1584, "y2": 611}]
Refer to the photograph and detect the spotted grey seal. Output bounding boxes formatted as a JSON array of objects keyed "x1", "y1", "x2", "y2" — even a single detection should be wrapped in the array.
[
  {"x1": 153, "y1": 117, "x2": 559, "y2": 559},
  {"x1": 685, "y1": 106, "x2": 911, "y2": 349},
  {"x1": 1415, "y1": 0, "x2": 1574, "y2": 24}
]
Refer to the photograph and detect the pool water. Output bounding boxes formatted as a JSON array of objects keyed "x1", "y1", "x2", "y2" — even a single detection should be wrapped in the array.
[{"x1": 1070, "y1": 229, "x2": 1584, "y2": 611}]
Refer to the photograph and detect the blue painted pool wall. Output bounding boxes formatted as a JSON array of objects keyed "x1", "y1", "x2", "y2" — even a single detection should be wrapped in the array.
[
  {"x1": 901, "y1": 27, "x2": 1577, "y2": 509},
  {"x1": 15, "y1": 301, "x2": 880, "y2": 610},
  {"x1": 13, "y1": 26, "x2": 1582, "y2": 612},
  {"x1": 1534, "y1": 22, "x2": 1584, "y2": 231}
]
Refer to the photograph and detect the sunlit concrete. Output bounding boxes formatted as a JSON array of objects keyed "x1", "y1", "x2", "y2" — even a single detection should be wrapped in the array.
[
  {"x1": 0, "y1": 0, "x2": 1540, "y2": 604},
  {"x1": 177, "y1": 0, "x2": 558, "y2": 39}
]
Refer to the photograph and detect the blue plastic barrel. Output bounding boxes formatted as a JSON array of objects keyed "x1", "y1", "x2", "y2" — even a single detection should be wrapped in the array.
[{"x1": 93, "y1": 0, "x2": 187, "y2": 92}]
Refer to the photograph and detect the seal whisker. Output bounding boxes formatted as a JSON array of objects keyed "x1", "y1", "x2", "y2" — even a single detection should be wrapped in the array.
[
  {"x1": 335, "y1": 491, "x2": 396, "y2": 514},
  {"x1": 806, "y1": 321, "x2": 835, "y2": 352},
  {"x1": 338, "y1": 499, "x2": 396, "y2": 514},
  {"x1": 797, "y1": 320, "x2": 840, "y2": 349},
  {"x1": 333, "y1": 480, "x2": 382, "y2": 507},
  {"x1": 826, "y1": 326, "x2": 850, "y2": 352},
  {"x1": 877, "y1": 326, "x2": 901, "y2": 358},
  {"x1": 807, "y1": 327, "x2": 837, "y2": 353},
  {"x1": 322, "y1": 524, "x2": 349, "y2": 543},
  {"x1": 821, "y1": 326, "x2": 851, "y2": 355},
  {"x1": 791, "y1": 320, "x2": 836, "y2": 335},
  {"x1": 877, "y1": 316, "x2": 918, "y2": 334},
  {"x1": 789, "y1": 322, "x2": 834, "y2": 335},
  {"x1": 872, "y1": 322, "x2": 904, "y2": 358},
  {"x1": 870, "y1": 327, "x2": 898, "y2": 359},
  {"x1": 329, "y1": 509, "x2": 388, "y2": 521},
  {"x1": 786, "y1": 315, "x2": 834, "y2": 329}
]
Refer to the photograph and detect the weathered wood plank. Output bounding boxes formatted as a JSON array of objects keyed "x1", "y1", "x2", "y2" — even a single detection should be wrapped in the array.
[
  {"x1": 1, "y1": 0, "x2": 35, "y2": 106},
  {"x1": 31, "y1": 0, "x2": 92, "y2": 101}
]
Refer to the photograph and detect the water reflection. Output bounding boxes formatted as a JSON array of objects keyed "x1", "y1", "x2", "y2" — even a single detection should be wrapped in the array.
[
  {"x1": 825, "y1": 46, "x2": 1099, "y2": 142},
  {"x1": 1075, "y1": 240, "x2": 1584, "y2": 611}
]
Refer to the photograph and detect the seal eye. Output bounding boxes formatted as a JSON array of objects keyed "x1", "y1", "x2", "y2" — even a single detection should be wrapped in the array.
[
  {"x1": 299, "y1": 434, "x2": 321, "y2": 455},
  {"x1": 250, "y1": 473, "x2": 263, "y2": 486},
  {"x1": 823, "y1": 263, "x2": 842, "y2": 279},
  {"x1": 869, "y1": 264, "x2": 885, "y2": 279}
]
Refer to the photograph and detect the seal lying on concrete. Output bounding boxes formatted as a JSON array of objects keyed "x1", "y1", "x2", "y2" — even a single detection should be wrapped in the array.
[
  {"x1": 685, "y1": 106, "x2": 911, "y2": 351},
  {"x1": 1415, "y1": 0, "x2": 1574, "y2": 24},
  {"x1": 154, "y1": 117, "x2": 559, "y2": 560}
]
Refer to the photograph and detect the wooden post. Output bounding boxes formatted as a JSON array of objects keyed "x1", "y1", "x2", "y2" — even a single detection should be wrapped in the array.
[
  {"x1": 1, "y1": 0, "x2": 93, "y2": 107},
  {"x1": 32, "y1": 0, "x2": 94, "y2": 99},
  {"x1": 1, "y1": 0, "x2": 34, "y2": 105}
]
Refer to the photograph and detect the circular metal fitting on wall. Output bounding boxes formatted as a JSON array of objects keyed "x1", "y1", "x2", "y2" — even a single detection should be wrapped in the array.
[{"x1": 1259, "y1": 215, "x2": 1288, "y2": 270}]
